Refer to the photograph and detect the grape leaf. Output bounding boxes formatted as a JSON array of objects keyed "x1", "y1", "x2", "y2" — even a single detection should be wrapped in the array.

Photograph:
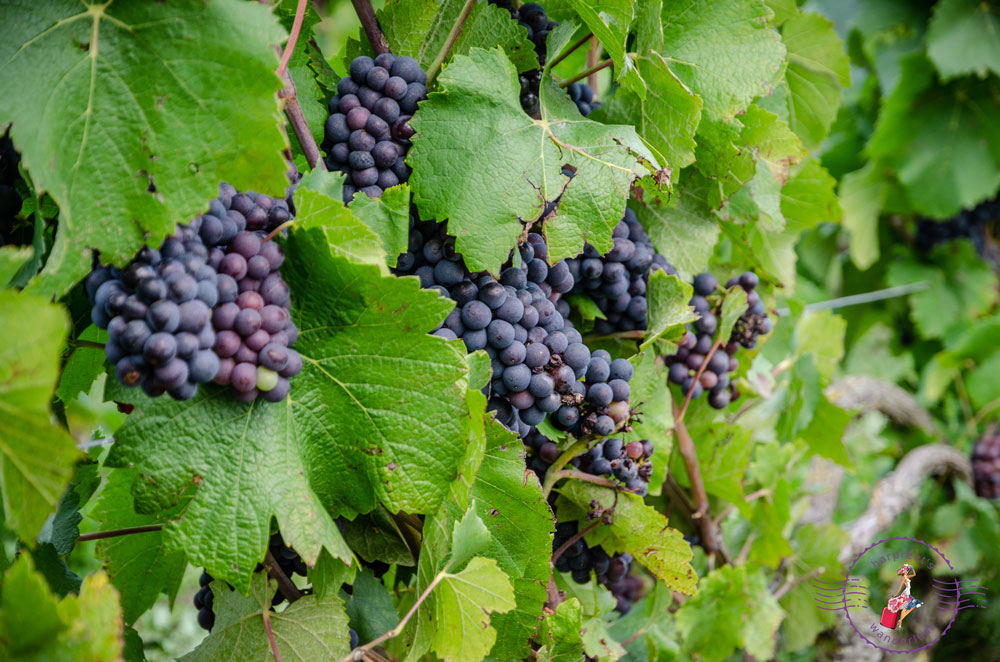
[
  {"x1": 0, "y1": 290, "x2": 78, "y2": 542},
  {"x1": 697, "y1": 422, "x2": 753, "y2": 514},
  {"x1": 737, "y1": 105, "x2": 805, "y2": 185},
  {"x1": 410, "y1": 47, "x2": 659, "y2": 272},
  {"x1": 568, "y1": 0, "x2": 644, "y2": 98},
  {"x1": 641, "y1": 271, "x2": 698, "y2": 350},
  {"x1": 0, "y1": 0, "x2": 289, "y2": 296},
  {"x1": 470, "y1": 421, "x2": 554, "y2": 660},
  {"x1": 675, "y1": 565, "x2": 783, "y2": 662},
  {"x1": 799, "y1": 396, "x2": 853, "y2": 467},
  {"x1": 180, "y1": 574, "x2": 351, "y2": 662},
  {"x1": 107, "y1": 227, "x2": 471, "y2": 590},
  {"x1": 0, "y1": 556, "x2": 124, "y2": 662},
  {"x1": 626, "y1": 352, "x2": 673, "y2": 497},
  {"x1": 0, "y1": 245, "x2": 32, "y2": 287},
  {"x1": 339, "y1": 508, "x2": 417, "y2": 566},
  {"x1": 868, "y1": 54, "x2": 1000, "y2": 219},
  {"x1": 633, "y1": 177, "x2": 720, "y2": 275},
  {"x1": 403, "y1": 507, "x2": 516, "y2": 662},
  {"x1": 926, "y1": 0, "x2": 1000, "y2": 80},
  {"x1": 660, "y1": 0, "x2": 786, "y2": 122},
  {"x1": 535, "y1": 598, "x2": 585, "y2": 661},
  {"x1": 375, "y1": 0, "x2": 538, "y2": 74},
  {"x1": 596, "y1": 52, "x2": 703, "y2": 170},
  {"x1": 559, "y1": 482, "x2": 697, "y2": 594},
  {"x1": 780, "y1": 158, "x2": 842, "y2": 232},
  {"x1": 91, "y1": 469, "x2": 188, "y2": 625},
  {"x1": 748, "y1": 478, "x2": 793, "y2": 567},
  {"x1": 56, "y1": 325, "x2": 107, "y2": 406},
  {"x1": 348, "y1": 184, "x2": 413, "y2": 267},
  {"x1": 781, "y1": 12, "x2": 850, "y2": 149},
  {"x1": 295, "y1": 170, "x2": 389, "y2": 270},
  {"x1": 839, "y1": 162, "x2": 885, "y2": 271},
  {"x1": 778, "y1": 523, "x2": 849, "y2": 651},
  {"x1": 887, "y1": 242, "x2": 997, "y2": 340},
  {"x1": 718, "y1": 286, "x2": 748, "y2": 345},
  {"x1": 342, "y1": 569, "x2": 399, "y2": 646}
]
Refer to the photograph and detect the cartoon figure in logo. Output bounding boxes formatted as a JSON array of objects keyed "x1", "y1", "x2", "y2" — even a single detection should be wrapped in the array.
[{"x1": 886, "y1": 564, "x2": 923, "y2": 627}]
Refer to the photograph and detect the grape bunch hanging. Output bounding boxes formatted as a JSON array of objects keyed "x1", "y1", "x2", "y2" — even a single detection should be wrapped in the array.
[
  {"x1": 393, "y1": 215, "x2": 633, "y2": 438},
  {"x1": 552, "y1": 520, "x2": 639, "y2": 613},
  {"x1": 665, "y1": 271, "x2": 771, "y2": 409},
  {"x1": 565, "y1": 208, "x2": 676, "y2": 333},
  {"x1": 322, "y1": 54, "x2": 427, "y2": 203},
  {"x1": 85, "y1": 185, "x2": 301, "y2": 402},
  {"x1": 524, "y1": 429, "x2": 654, "y2": 496},
  {"x1": 488, "y1": 1, "x2": 599, "y2": 117}
]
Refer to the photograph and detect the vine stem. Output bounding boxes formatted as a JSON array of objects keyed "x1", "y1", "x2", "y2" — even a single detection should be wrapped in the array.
[
  {"x1": 541, "y1": 439, "x2": 589, "y2": 498},
  {"x1": 547, "y1": 32, "x2": 593, "y2": 70},
  {"x1": 279, "y1": 69, "x2": 327, "y2": 171},
  {"x1": 425, "y1": 0, "x2": 476, "y2": 86},
  {"x1": 264, "y1": 550, "x2": 303, "y2": 603},
  {"x1": 773, "y1": 566, "x2": 824, "y2": 600},
  {"x1": 276, "y1": 0, "x2": 308, "y2": 77},
  {"x1": 550, "y1": 519, "x2": 601, "y2": 565},
  {"x1": 262, "y1": 608, "x2": 282, "y2": 662},
  {"x1": 671, "y1": 403, "x2": 725, "y2": 563},
  {"x1": 556, "y1": 470, "x2": 627, "y2": 491},
  {"x1": 586, "y1": 35, "x2": 599, "y2": 92},
  {"x1": 351, "y1": 0, "x2": 390, "y2": 55},
  {"x1": 77, "y1": 524, "x2": 164, "y2": 543},
  {"x1": 675, "y1": 337, "x2": 723, "y2": 424},
  {"x1": 559, "y1": 59, "x2": 612, "y2": 88},
  {"x1": 264, "y1": 220, "x2": 295, "y2": 242},
  {"x1": 343, "y1": 569, "x2": 448, "y2": 662}
]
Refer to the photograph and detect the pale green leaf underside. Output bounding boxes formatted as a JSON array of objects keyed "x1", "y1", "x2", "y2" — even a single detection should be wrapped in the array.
[{"x1": 0, "y1": 0, "x2": 289, "y2": 296}]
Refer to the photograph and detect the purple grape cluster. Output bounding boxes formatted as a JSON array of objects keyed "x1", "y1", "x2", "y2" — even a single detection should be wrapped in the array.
[
  {"x1": 665, "y1": 271, "x2": 771, "y2": 409},
  {"x1": 394, "y1": 215, "x2": 633, "y2": 438},
  {"x1": 322, "y1": 54, "x2": 427, "y2": 203},
  {"x1": 566, "y1": 208, "x2": 675, "y2": 333},
  {"x1": 86, "y1": 226, "x2": 221, "y2": 401},
  {"x1": 553, "y1": 520, "x2": 634, "y2": 612},
  {"x1": 524, "y1": 430, "x2": 654, "y2": 496},
  {"x1": 607, "y1": 571, "x2": 644, "y2": 614},
  {"x1": 86, "y1": 186, "x2": 300, "y2": 402},
  {"x1": 489, "y1": 1, "x2": 599, "y2": 117},
  {"x1": 972, "y1": 428, "x2": 1000, "y2": 499}
]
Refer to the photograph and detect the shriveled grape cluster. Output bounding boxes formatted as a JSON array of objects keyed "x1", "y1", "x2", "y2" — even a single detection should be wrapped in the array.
[
  {"x1": 972, "y1": 428, "x2": 1000, "y2": 499},
  {"x1": 553, "y1": 520, "x2": 634, "y2": 612},
  {"x1": 665, "y1": 271, "x2": 770, "y2": 409},
  {"x1": 488, "y1": 1, "x2": 599, "y2": 117},
  {"x1": 566, "y1": 208, "x2": 676, "y2": 333},
  {"x1": 394, "y1": 215, "x2": 633, "y2": 438},
  {"x1": 86, "y1": 185, "x2": 301, "y2": 402},
  {"x1": 323, "y1": 54, "x2": 427, "y2": 203},
  {"x1": 524, "y1": 430, "x2": 654, "y2": 496}
]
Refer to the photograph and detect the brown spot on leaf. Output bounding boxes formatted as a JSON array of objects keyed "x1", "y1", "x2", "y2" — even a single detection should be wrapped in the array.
[
  {"x1": 387, "y1": 462, "x2": 398, "y2": 471},
  {"x1": 489, "y1": 508, "x2": 499, "y2": 517}
]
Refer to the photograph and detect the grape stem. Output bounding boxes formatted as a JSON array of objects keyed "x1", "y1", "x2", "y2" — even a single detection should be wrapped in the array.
[
  {"x1": 586, "y1": 35, "x2": 600, "y2": 93},
  {"x1": 675, "y1": 336, "x2": 723, "y2": 424},
  {"x1": 772, "y1": 566, "x2": 825, "y2": 600},
  {"x1": 559, "y1": 58, "x2": 612, "y2": 88},
  {"x1": 279, "y1": 69, "x2": 327, "y2": 171},
  {"x1": 582, "y1": 329, "x2": 645, "y2": 343},
  {"x1": 550, "y1": 519, "x2": 602, "y2": 565},
  {"x1": 262, "y1": 607, "x2": 282, "y2": 662},
  {"x1": 556, "y1": 469, "x2": 632, "y2": 491},
  {"x1": 541, "y1": 439, "x2": 589, "y2": 498},
  {"x1": 263, "y1": 220, "x2": 295, "y2": 243},
  {"x1": 425, "y1": 0, "x2": 476, "y2": 86},
  {"x1": 77, "y1": 524, "x2": 164, "y2": 543},
  {"x1": 671, "y1": 404, "x2": 727, "y2": 564},
  {"x1": 276, "y1": 0, "x2": 308, "y2": 77},
  {"x1": 264, "y1": 550, "x2": 303, "y2": 603},
  {"x1": 350, "y1": 0, "x2": 391, "y2": 55},
  {"x1": 547, "y1": 31, "x2": 594, "y2": 71}
]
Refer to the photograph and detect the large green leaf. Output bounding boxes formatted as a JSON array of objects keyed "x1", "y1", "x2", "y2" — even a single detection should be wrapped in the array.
[
  {"x1": 780, "y1": 159, "x2": 842, "y2": 231},
  {"x1": 634, "y1": 177, "x2": 721, "y2": 275},
  {"x1": 91, "y1": 469, "x2": 188, "y2": 625},
  {"x1": 107, "y1": 226, "x2": 471, "y2": 590},
  {"x1": 180, "y1": 574, "x2": 351, "y2": 662},
  {"x1": 660, "y1": 0, "x2": 785, "y2": 122},
  {"x1": 868, "y1": 54, "x2": 1000, "y2": 219},
  {"x1": 410, "y1": 47, "x2": 659, "y2": 272},
  {"x1": 0, "y1": 290, "x2": 78, "y2": 542},
  {"x1": 0, "y1": 0, "x2": 289, "y2": 296},
  {"x1": 642, "y1": 271, "x2": 698, "y2": 350},
  {"x1": 569, "y1": 0, "x2": 644, "y2": 97},
  {"x1": 839, "y1": 162, "x2": 885, "y2": 270},
  {"x1": 926, "y1": 0, "x2": 1000, "y2": 80}
]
